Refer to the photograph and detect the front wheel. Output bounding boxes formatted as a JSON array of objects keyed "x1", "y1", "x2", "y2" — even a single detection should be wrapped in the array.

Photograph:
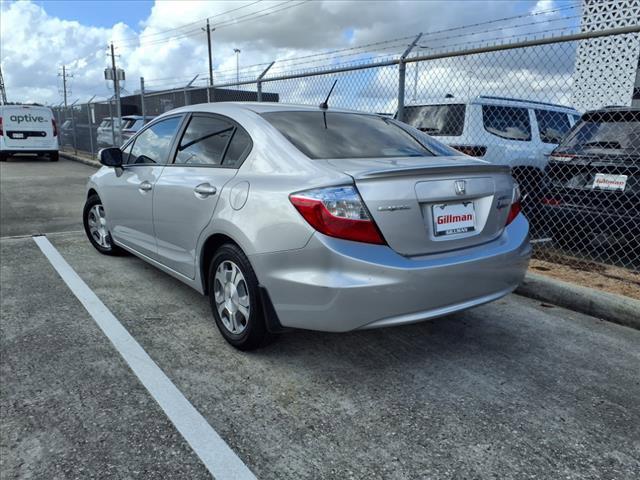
[
  {"x1": 83, "y1": 194, "x2": 124, "y2": 256},
  {"x1": 208, "y1": 244, "x2": 269, "y2": 350}
]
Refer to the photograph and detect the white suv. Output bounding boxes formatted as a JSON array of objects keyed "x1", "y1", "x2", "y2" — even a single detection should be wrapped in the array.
[{"x1": 402, "y1": 96, "x2": 580, "y2": 191}]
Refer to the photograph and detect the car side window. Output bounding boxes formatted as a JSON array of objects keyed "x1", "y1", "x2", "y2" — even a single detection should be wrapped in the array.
[
  {"x1": 535, "y1": 109, "x2": 571, "y2": 144},
  {"x1": 482, "y1": 105, "x2": 531, "y2": 141},
  {"x1": 127, "y1": 116, "x2": 182, "y2": 165},
  {"x1": 223, "y1": 128, "x2": 252, "y2": 167},
  {"x1": 174, "y1": 116, "x2": 235, "y2": 166}
]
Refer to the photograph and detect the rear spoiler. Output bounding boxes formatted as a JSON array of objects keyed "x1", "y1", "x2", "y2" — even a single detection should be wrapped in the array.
[{"x1": 354, "y1": 163, "x2": 511, "y2": 180}]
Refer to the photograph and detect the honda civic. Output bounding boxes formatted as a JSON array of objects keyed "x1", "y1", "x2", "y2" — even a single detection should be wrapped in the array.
[{"x1": 84, "y1": 102, "x2": 531, "y2": 349}]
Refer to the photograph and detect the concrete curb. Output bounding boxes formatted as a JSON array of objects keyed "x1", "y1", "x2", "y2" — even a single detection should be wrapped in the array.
[
  {"x1": 516, "y1": 272, "x2": 640, "y2": 330},
  {"x1": 59, "y1": 151, "x2": 101, "y2": 169}
]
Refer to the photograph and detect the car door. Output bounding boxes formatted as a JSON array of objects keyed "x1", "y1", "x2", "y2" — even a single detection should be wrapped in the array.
[
  {"x1": 101, "y1": 115, "x2": 184, "y2": 259},
  {"x1": 153, "y1": 113, "x2": 252, "y2": 278}
]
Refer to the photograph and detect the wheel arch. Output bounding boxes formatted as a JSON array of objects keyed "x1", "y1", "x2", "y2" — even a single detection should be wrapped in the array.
[{"x1": 200, "y1": 233, "x2": 242, "y2": 295}]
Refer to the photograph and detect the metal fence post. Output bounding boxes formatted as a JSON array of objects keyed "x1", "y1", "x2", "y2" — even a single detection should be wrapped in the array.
[
  {"x1": 397, "y1": 33, "x2": 422, "y2": 123},
  {"x1": 109, "y1": 98, "x2": 115, "y2": 146},
  {"x1": 86, "y1": 95, "x2": 96, "y2": 158},
  {"x1": 70, "y1": 99, "x2": 79, "y2": 155},
  {"x1": 256, "y1": 61, "x2": 275, "y2": 102},
  {"x1": 140, "y1": 77, "x2": 146, "y2": 123}
]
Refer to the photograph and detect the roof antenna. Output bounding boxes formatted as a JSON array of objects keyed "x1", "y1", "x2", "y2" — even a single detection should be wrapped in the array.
[{"x1": 319, "y1": 79, "x2": 337, "y2": 110}]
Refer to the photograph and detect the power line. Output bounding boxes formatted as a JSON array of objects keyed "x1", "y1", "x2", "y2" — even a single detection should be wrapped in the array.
[
  {"x1": 113, "y1": 0, "x2": 262, "y2": 45},
  {"x1": 115, "y1": 1, "x2": 310, "y2": 48}
]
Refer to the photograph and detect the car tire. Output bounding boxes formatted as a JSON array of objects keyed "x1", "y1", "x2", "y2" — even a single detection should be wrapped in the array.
[
  {"x1": 208, "y1": 243, "x2": 269, "y2": 350},
  {"x1": 49, "y1": 152, "x2": 59, "y2": 162},
  {"x1": 83, "y1": 194, "x2": 124, "y2": 256},
  {"x1": 0, "y1": 153, "x2": 7, "y2": 162}
]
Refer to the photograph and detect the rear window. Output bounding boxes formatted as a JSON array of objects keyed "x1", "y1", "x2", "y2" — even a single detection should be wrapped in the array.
[
  {"x1": 557, "y1": 110, "x2": 640, "y2": 154},
  {"x1": 482, "y1": 105, "x2": 531, "y2": 141},
  {"x1": 535, "y1": 110, "x2": 572, "y2": 144},
  {"x1": 403, "y1": 104, "x2": 465, "y2": 136},
  {"x1": 261, "y1": 111, "x2": 434, "y2": 159}
]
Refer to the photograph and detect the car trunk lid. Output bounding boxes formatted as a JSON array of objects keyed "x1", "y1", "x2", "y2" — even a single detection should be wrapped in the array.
[{"x1": 323, "y1": 156, "x2": 516, "y2": 256}]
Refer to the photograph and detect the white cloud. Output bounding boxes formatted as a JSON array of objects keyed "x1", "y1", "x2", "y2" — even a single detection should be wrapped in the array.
[{"x1": 0, "y1": 0, "x2": 579, "y2": 105}]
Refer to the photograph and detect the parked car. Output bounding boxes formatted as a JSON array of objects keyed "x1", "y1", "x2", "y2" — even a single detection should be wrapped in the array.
[
  {"x1": 121, "y1": 115, "x2": 155, "y2": 142},
  {"x1": 83, "y1": 102, "x2": 531, "y2": 350},
  {"x1": 97, "y1": 116, "x2": 149, "y2": 147},
  {"x1": 0, "y1": 104, "x2": 59, "y2": 161},
  {"x1": 541, "y1": 107, "x2": 639, "y2": 262},
  {"x1": 401, "y1": 96, "x2": 580, "y2": 194}
]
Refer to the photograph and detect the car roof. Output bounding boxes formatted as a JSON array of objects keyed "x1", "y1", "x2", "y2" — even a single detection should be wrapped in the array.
[
  {"x1": 406, "y1": 95, "x2": 579, "y2": 114},
  {"x1": 585, "y1": 106, "x2": 640, "y2": 113},
  {"x1": 165, "y1": 102, "x2": 373, "y2": 117}
]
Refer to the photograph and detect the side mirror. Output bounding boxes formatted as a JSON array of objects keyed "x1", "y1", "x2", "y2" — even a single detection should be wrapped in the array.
[{"x1": 99, "y1": 147, "x2": 123, "y2": 168}]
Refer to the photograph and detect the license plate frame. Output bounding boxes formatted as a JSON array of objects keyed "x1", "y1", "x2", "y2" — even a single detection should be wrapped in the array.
[
  {"x1": 432, "y1": 201, "x2": 476, "y2": 237},
  {"x1": 592, "y1": 173, "x2": 627, "y2": 192}
]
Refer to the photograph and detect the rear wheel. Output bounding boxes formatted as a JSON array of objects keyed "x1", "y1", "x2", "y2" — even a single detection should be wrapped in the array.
[
  {"x1": 83, "y1": 194, "x2": 124, "y2": 256},
  {"x1": 0, "y1": 153, "x2": 7, "y2": 162},
  {"x1": 49, "y1": 152, "x2": 59, "y2": 162},
  {"x1": 208, "y1": 244, "x2": 269, "y2": 350}
]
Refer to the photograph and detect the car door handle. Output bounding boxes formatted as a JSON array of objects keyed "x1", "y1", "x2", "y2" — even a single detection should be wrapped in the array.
[
  {"x1": 139, "y1": 181, "x2": 153, "y2": 192},
  {"x1": 194, "y1": 183, "x2": 217, "y2": 197}
]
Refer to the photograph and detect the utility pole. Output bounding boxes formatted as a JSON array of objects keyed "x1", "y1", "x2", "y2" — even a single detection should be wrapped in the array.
[
  {"x1": 58, "y1": 65, "x2": 73, "y2": 109},
  {"x1": 203, "y1": 19, "x2": 214, "y2": 87},
  {"x1": 110, "y1": 43, "x2": 123, "y2": 146},
  {"x1": 0, "y1": 66, "x2": 7, "y2": 104},
  {"x1": 202, "y1": 19, "x2": 215, "y2": 102}
]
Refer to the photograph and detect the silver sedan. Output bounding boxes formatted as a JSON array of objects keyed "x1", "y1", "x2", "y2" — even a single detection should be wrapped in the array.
[{"x1": 84, "y1": 102, "x2": 531, "y2": 350}]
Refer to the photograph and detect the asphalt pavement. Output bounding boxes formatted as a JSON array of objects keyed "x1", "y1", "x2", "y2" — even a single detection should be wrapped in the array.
[{"x1": 1, "y1": 158, "x2": 639, "y2": 479}]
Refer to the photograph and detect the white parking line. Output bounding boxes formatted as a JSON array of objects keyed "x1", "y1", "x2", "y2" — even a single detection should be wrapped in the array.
[{"x1": 33, "y1": 235, "x2": 257, "y2": 480}]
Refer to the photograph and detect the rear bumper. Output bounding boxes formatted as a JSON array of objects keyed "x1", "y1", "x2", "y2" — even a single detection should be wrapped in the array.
[{"x1": 250, "y1": 214, "x2": 531, "y2": 332}]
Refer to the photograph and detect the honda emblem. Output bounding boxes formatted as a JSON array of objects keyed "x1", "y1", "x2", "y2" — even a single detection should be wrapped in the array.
[{"x1": 454, "y1": 180, "x2": 466, "y2": 196}]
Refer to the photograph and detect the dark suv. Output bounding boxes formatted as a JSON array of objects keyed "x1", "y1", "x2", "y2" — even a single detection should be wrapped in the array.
[{"x1": 541, "y1": 107, "x2": 639, "y2": 267}]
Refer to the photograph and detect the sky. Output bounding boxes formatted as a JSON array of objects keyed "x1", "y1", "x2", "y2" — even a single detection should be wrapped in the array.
[{"x1": 0, "y1": 0, "x2": 584, "y2": 107}]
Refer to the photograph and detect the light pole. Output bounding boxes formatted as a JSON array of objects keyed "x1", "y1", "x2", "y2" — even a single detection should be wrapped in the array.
[{"x1": 234, "y1": 48, "x2": 241, "y2": 88}]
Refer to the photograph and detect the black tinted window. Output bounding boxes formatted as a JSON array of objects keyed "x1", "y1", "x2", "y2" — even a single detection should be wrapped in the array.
[
  {"x1": 175, "y1": 116, "x2": 233, "y2": 166},
  {"x1": 482, "y1": 105, "x2": 531, "y2": 141},
  {"x1": 224, "y1": 128, "x2": 252, "y2": 167},
  {"x1": 403, "y1": 104, "x2": 465, "y2": 136},
  {"x1": 558, "y1": 111, "x2": 640, "y2": 154},
  {"x1": 261, "y1": 111, "x2": 434, "y2": 159},
  {"x1": 535, "y1": 110, "x2": 571, "y2": 144},
  {"x1": 128, "y1": 116, "x2": 182, "y2": 165}
]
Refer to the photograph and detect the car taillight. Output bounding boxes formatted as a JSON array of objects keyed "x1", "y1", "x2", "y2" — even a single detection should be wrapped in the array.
[
  {"x1": 451, "y1": 145, "x2": 487, "y2": 157},
  {"x1": 289, "y1": 186, "x2": 386, "y2": 245},
  {"x1": 52, "y1": 118, "x2": 58, "y2": 137},
  {"x1": 505, "y1": 184, "x2": 522, "y2": 226}
]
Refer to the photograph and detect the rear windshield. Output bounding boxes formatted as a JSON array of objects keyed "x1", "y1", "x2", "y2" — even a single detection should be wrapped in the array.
[
  {"x1": 557, "y1": 111, "x2": 640, "y2": 154},
  {"x1": 261, "y1": 111, "x2": 434, "y2": 159},
  {"x1": 403, "y1": 104, "x2": 465, "y2": 136}
]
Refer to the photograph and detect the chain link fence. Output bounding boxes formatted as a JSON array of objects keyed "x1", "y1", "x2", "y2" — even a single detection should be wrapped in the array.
[{"x1": 51, "y1": 25, "x2": 640, "y2": 272}]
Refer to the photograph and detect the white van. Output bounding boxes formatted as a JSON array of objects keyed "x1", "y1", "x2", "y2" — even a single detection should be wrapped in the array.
[{"x1": 0, "y1": 105, "x2": 59, "y2": 161}]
